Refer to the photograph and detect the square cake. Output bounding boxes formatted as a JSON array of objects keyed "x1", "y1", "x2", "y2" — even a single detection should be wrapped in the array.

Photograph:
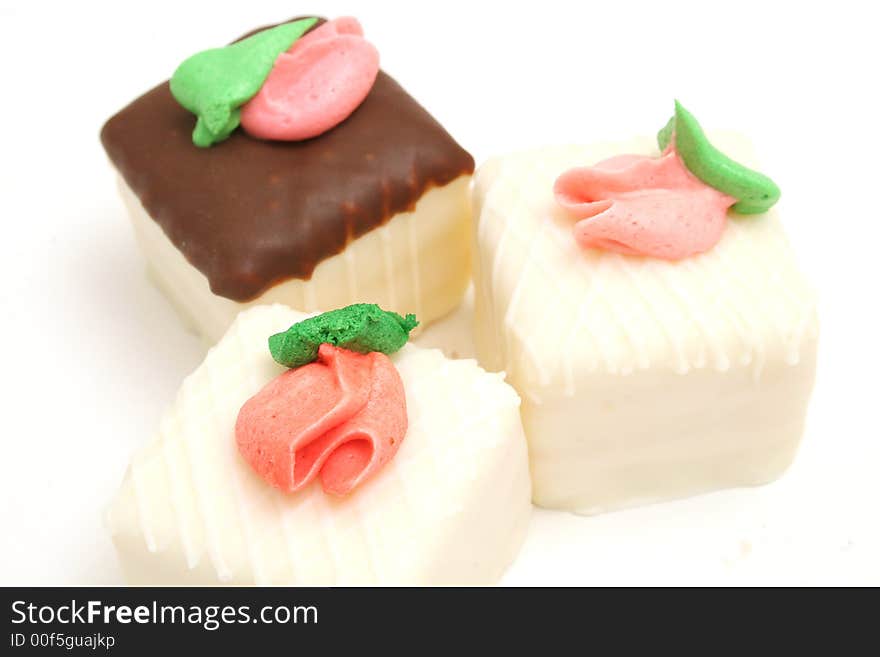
[
  {"x1": 101, "y1": 17, "x2": 474, "y2": 343},
  {"x1": 106, "y1": 305, "x2": 531, "y2": 585},
  {"x1": 472, "y1": 128, "x2": 819, "y2": 514}
]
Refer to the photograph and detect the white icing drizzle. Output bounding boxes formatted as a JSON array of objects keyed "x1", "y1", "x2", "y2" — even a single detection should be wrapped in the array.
[
  {"x1": 343, "y1": 247, "x2": 359, "y2": 301},
  {"x1": 303, "y1": 279, "x2": 318, "y2": 312},
  {"x1": 160, "y1": 417, "x2": 204, "y2": 570},
  {"x1": 204, "y1": 323, "x2": 252, "y2": 582},
  {"x1": 380, "y1": 224, "x2": 398, "y2": 310},
  {"x1": 406, "y1": 208, "x2": 423, "y2": 321},
  {"x1": 482, "y1": 162, "x2": 515, "y2": 372},
  {"x1": 130, "y1": 454, "x2": 158, "y2": 554}
]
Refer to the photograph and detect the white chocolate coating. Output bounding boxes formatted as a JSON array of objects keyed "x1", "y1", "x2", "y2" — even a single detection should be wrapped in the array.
[
  {"x1": 122, "y1": 175, "x2": 472, "y2": 343},
  {"x1": 106, "y1": 305, "x2": 531, "y2": 585},
  {"x1": 472, "y1": 136, "x2": 819, "y2": 514}
]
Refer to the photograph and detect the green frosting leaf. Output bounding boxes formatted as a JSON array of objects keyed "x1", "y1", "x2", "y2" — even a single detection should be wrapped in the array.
[
  {"x1": 657, "y1": 101, "x2": 781, "y2": 214},
  {"x1": 170, "y1": 18, "x2": 318, "y2": 147},
  {"x1": 656, "y1": 116, "x2": 675, "y2": 152},
  {"x1": 268, "y1": 304, "x2": 420, "y2": 369}
]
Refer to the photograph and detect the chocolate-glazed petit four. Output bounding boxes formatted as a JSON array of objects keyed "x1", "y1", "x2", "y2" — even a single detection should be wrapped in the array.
[{"x1": 102, "y1": 17, "x2": 474, "y2": 342}]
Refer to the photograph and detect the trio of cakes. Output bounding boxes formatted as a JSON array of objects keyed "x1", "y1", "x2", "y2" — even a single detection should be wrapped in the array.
[{"x1": 101, "y1": 16, "x2": 818, "y2": 584}]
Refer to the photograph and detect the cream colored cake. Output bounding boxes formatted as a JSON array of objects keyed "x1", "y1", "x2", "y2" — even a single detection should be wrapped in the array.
[
  {"x1": 472, "y1": 135, "x2": 819, "y2": 514},
  {"x1": 106, "y1": 304, "x2": 531, "y2": 585},
  {"x1": 122, "y1": 176, "x2": 472, "y2": 344}
]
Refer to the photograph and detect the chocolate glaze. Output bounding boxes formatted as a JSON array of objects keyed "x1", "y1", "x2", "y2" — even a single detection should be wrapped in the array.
[{"x1": 100, "y1": 19, "x2": 474, "y2": 302}]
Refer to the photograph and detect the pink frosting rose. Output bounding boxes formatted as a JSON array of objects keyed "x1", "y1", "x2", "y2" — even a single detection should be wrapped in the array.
[
  {"x1": 554, "y1": 146, "x2": 736, "y2": 260},
  {"x1": 240, "y1": 17, "x2": 380, "y2": 141},
  {"x1": 236, "y1": 343, "x2": 407, "y2": 496}
]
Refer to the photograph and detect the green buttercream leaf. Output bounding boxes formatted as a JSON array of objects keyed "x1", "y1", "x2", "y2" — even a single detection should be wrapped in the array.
[
  {"x1": 656, "y1": 100, "x2": 781, "y2": 214},
  {"x1": 657, "y1": 116, "x2": 674, "y2": 151},
  {"x1": 268, "y1": 304, "x2": 420, "y2": 369},
  {"x1": 193, "y1": 108, "x2": 240, "y2": 147},
  {"x1": 170, "y1": 17, "x2": 318, "y2": 147}
]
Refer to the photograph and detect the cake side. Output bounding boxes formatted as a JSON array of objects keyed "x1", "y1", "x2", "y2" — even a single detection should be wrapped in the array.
[
  {"x1": 523, "y1": 356, "x2": 817, "y2": 512},
  {"x1": 106, "y1": 305, "x2": 531, "y2": 584},
  {"x1": 123, "y1": 175, "x2": 471, "y2": 344},
  {"x1": 472, "y1": 136, "x2": 819, "y2": 513}
]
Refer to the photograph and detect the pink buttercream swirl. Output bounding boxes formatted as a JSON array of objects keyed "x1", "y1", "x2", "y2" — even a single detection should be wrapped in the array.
[
  {"x1": 240, "y1": 17, "x2": 379, "y2": 141},
  {"x1": 553, "y1": 146, "x2": 735, "y2": 260},
  {"x1": 236, "y1": 344, "x2": 407, "y2": 497}
]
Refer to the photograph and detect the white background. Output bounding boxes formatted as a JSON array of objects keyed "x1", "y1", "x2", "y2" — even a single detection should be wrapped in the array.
[{"x1": 1, "y1": 0, "x2": 878, "y2": 585}]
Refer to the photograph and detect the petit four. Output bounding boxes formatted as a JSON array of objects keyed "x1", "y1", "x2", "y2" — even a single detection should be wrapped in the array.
[
  {"x1": 106, "y1": 305, "x2": 531, "y2": 584},
  {"x1": 101, "y1": 17, "x2": 474, "y2": 343},
  {"x1": 472, "y1": 102, "x2": 818, "y2": 513}
]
